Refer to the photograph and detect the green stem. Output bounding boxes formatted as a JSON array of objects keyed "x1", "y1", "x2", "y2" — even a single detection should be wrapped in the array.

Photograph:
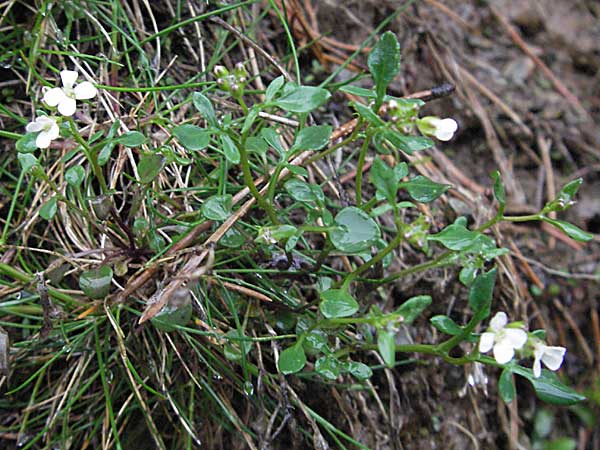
[
  {"x1": 0, "y1": 170, "x2": 24, "y2": 245},
  {"x1": 237, "y1": 139, "x2": 280, "y2": 224},
  {"x1": 355, "y1": 135, "x2": 371, "y2": 207},
  {"x1": 501, "y1": 214, "x2": 541, "y2": 222},
  {"x1": 68, "y1": 119, "x2": 108, "y2": 193}
]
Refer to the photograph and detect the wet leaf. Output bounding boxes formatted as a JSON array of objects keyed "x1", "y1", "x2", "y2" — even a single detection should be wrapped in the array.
[
  {"x1": 377, "y1": 329, "x2": 395, "y2": 367},
  {"x1": 343, "y1": 361, "x2": 373, "y2": 380},
  {"x1": 368, "y1": 31, "x2": 400, "y2": 104},
  {"x1": 220, "y1": 134, "x2": 240, "y2": 164},
  {"x1": 278, "y1": 344, "x2": 307, "y2": 374},
  {"x1": 114, "y1": 131, "x2": 145, "y2": 147},
  {"x1": 285, "y1": 178, "x2": 324, "y2": 203},
  {"x1": 401, "y1": 176, "x2": 451, "y2": 203},
  {"x1": 16, "y1": 133, "x2": 38, "y2": 153},
  {"x1": 18, "y1": 152, "x2": 38, "y2": 173},
  {"x1": 273, "y1": 85, "x2": 331, "y2": 113},
  {"x1": 291, "y1": 125, "x2": 332, "y2": 151},
  {"x1": 265, "y1": 75, "x2": 285, "y2": 102},
  {"x1": 192, "y1": 92, "x2": 217, "y2": 127},
  {"x1": 428, "y1": 219, "x2": 480, "y2": 250},
  {"x1": 172, "y1": 124, "x2": 211, "y2": 151},
  {"x1": 39, "y1": 197, "x2": 58, "y2": 220},
  {"x1": 315, "y1": 356, "x2": 340, "y2": 380},
  {"x1": 430, "y1": 315, "x2": 462, "y2": 335},
  {"x1": 79, "y1": 265, "x2": 113, "y2": 299},
  {"x1": 499, "y1": 368, "x2": 516, "y2": 404},
  {"x1": 223, "y1": 330, "x2": 252, "y2": 361},
  {"x1": 396, "y1": 295, "x2": 431, "y2": 324},
  {"x1": 201, "y1": 194, "x2": 232, "y2": 221},
  {"x1": 468, "y1": 268, "x2": 496, "y2": 320},
  {"x1": 330, "y1": 207, "x2": 380, "y2": 253},
  {"x1": 320, "y1": 289, "x2": 359, "y2": 319},
  {"x1": 542, "y1": 217, "x2": 593, "y2": 242},
  {"x1": 138, "y1": 153, "x2": 164, "y2": 184},
  {"x1": 65, "y1": 165, "x2": 85, "y2": 187}
]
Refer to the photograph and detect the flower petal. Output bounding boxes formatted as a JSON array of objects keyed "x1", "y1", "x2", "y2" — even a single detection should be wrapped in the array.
[
  {"x1": 434, "y1": 129, "x2": 454, "y2": 141},
  {"x1": 503, "y1": 328, "x2": 528, "y2": 350},
  {"x1": 47, "y1": 122, "x2": 60, "y2": 140},
  {"x1": 60, "y1": 70, "x2": 78, "y2": 89},
  {"x1": 541, "y1": 346, "x2": 566, "y2": 371},
  {"x1": 74, "y1": 81, "x2": 97, "y2": 100},
  {"x1": 479, "y1": 332, "x2": 495, "y2": 353},
  {"x1": 440, "y1": 118, "x2": 458, "y2": 133},
  {"x1": 493, "y1": 343, "x2": 515, "y2": 364},
  {"x1": 36, "y1": 130, "x2": 52, "y2": 149},
  {"x1": 533, "y1": 358, "x2": 542, "y2": 378},
  {"x1": 26, "y1": 120, "x2": 44, "y2": 133},
  {"x1": 489, "y1": 312, "x2": 507, "y2": 331},
  {"x1": 57, "y1": 97, "x2": 77, "y2": 117},
  {"x1": 43, "y1": 87, "x2": 67, "y2": 107}
]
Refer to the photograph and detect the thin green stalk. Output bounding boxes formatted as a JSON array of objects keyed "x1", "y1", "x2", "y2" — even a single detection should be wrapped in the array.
[
  {"x1": 0, "y1": 170, "x2": 23, "y2": 245},
  {"x1": 237, "y1": 139, "x2": 280, "y2": 224},
  {"x1": 67, "y1": 119, "x2": 108, "y2": 193},
  {"x1": 502, "y1": 214, "x2": 542, "y2": 222},
  {"x1": 354, "y1": 135, "x2": 371, "y2": 207}
]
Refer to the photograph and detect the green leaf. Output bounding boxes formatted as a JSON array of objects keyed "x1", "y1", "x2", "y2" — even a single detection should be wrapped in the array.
[
  {"x1": 172, "y1": 124, "x2": 211, "y2": 151},
  {"x1": 201, "y1": 194, "x2": 232, "y2": 221},
  {"x1": 428, "y1": 219, "x2": 480, "y2": 250},
  {"x1": 512, "y1": 366, "x2": 586, "y2": 406},
  {"x1": 339, "y1": 85, "x2": 376, "y2": 98},
  {"x1": 330, "y1": 207, "x2": 380, "y2": 253},
  {"x1": 303, "y1": 329, "x2": 329, "y2": 355},
  {"x1": 79, "y1": 265, "x2": 113, "y2": 299},
  {"x1": 18, "y1": 152, "x2": 38, "y2": 173},
  {"x1": 542, "y1": 217, "x2": 593, "y2": 242},
  {"x1": 265, "y1": 75, "x2": 285, "y2": 102},
  {"x1": 65, "y1": 166, "x2": 85, "y2": 187},
  {"x1": 430, "y1": 315, "x2": 463, "y2": 335},
  {"x1": 368, "y1": 31, "x2": 400, "y2": 104},
  {"x1": 220, "y1": 134, "x2": 240, "y2": 164},
  {"x1": 541, "y1": 438, "x2": 577, "y2": 450},
  {"x1": 223, "y1": 330, "x2": 252, "y2": 361},
  {"x1": 315, "y1": 356, "x2": 341, "y2": 380},
  {"x1": 491, "y1": 171, "x2": 506, "y2": 210},
  {"x1": 383, "y1": 130, "x2": 433, "y2": 154},
  {"x1": 261, "y1": 128, "x2": 285, "y2": 156},
  {"x1": 39, "y1": 197, "x2": 58, "y2": 220},
  {"x1": 138, "y1": 153, "x2": 165, "y2": 184},
  {"x1": 468, "y1": 268, "x2": 497, "y2": 319},
  {"x1": 459, "y1": 266, "x2": 478, "y2": 286},
  {"x1": 320, "y1": 289, "x2": 359, "y2": 319},
  {"x1": 343, "y1": 361, "x2": 373, "y2": 380},
  {"x1": 499, "y1": 368, "x2": 516, "y2": 404},
  {"x1": 291, "y1": 125, "x2": 332, "y2": 151},
  {"x1": 352, "y1": 101, "x2": 385, "y2": 125},
  {"x1": 192, "y1": 92, "x2": 217, "y2": 127},
  {"x1": 278, "y1": 344, "x2": 307, "y2": 374},
  {"x1": 396, "y1": 295, "x2": 431, "y2": 324},
  {"x1": 369, "y1": 158, "x2": 398, "y2": 204},
  {"x1": 98, "y1": 142, "x2": 115, "y2": 166},
  {"x1": 151, "y1": 302, "x2": 193, "y2": 332},
  {"x1": 377, "y1": 329, "x2": 395, "y2": 367},
  {"x1": 16, "y1": 133, "x2": 38, "y2": 153},
  {"x1": 246, "y1": 136, "x2": 268, "y2": 155},
  {"x1": 114, "y1": 131, "x2": 146, "y2": 147},
  {"x1": 401, "y1": 175, "x2": 451, "y2": 203},
  {"x1": 285, "y1": 178, "x2": 324, "y2": 203},
  {"x1": 273, "y1": 85, "x2": 331, "y2": 113},
  {"x1": 221, "y1": 228, "x2": 245, "y2": 248}
]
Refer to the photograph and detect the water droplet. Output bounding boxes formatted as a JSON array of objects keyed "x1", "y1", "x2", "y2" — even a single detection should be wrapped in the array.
[
  {"x1": 243, "y1": 381, "x2": 254, "y2": 396},
  {"x1": 212, "y1": 372, "x2": 223, "y2": 381}
]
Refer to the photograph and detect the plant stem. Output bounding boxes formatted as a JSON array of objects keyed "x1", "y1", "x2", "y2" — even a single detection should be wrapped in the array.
[
  {"x1": 355, "y1": 135, "x2": 371, "y2": 207},
  {"x1": 237, "y1": 138, "x2": 280, "y2": 224},
  {"x1": 68, "y1": 119, "x2": 108, "y2": 193}
]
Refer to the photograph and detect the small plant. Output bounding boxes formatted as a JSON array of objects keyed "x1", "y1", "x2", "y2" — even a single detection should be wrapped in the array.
[{"x1": 4, "y1": 19, "x2": 592, "y2": 448}]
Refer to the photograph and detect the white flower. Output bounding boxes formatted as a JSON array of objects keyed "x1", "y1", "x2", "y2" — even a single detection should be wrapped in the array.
[
  {"x1": 479, "y1": 312, "x2": 528, "y2": 364},
  {"x1": 25, "y1": 116, "x2": 60, "y2": 149},
  {"x1": 431, "y1": 118, "x2": 458, "y2": 141},
  {"x1": 43, "y1": 70, "x2": 97, "y2": 116},
  {"x1": 532, "y1": 342, "x2": 566, "y2": 378}
]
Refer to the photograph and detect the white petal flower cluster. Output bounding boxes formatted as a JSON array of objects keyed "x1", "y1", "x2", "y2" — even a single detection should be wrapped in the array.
[
  {"x1": 43, "y1": 70, "x2": 97, "y2": 117},
  {"x1": 532, "y1": 341, "x2": 566, "y2": 378},
  {"x1": 25, "y1": 116, "x2": 59, "y2": 149},
  {"x1": 416, "y1": 116, "x2": 458, "y2": 142},
  {"x1": 430, "y1": 118, "x2": 458, "y2": 141},
  {"x1": 478, "y1": 312, "x2": 567, "y2": 378},
  {"x1": 479, "y1": 312, "x2": 528, "y2": 364},
  {"x1": 26, "y1": 70, "x2": 98, "y2": 149}
]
